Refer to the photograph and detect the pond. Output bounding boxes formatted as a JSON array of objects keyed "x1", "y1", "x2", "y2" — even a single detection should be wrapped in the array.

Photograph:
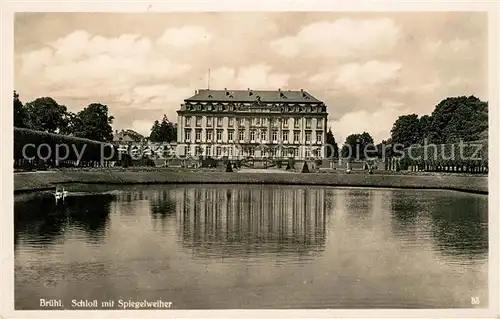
[{"x1": 14, "y1": 184, "x2": 488, "y2": 309}]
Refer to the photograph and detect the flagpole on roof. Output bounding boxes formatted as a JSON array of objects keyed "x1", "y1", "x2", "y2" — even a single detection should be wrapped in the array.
[{"x1": 208, "y1": 68, "x2": 211, "y2": 90}]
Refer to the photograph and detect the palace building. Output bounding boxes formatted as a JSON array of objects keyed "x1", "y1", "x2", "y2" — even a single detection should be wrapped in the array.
[{"x1": 176, "y1": 88, "x2": 328, "y2": 160}]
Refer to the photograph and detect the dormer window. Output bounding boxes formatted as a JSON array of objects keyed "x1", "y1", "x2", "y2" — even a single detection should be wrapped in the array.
[{"x1": 208, "y1": 94, "x2": 213, "y2": 98}]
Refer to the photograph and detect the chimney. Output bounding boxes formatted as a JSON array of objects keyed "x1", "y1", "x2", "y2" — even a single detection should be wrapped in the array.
[
  {"x1": 278, "y1": 88, "x2": 281, "y2": 92},
  {"x1": 300, "y1": 88, "x2": 303, "y2": 93}
]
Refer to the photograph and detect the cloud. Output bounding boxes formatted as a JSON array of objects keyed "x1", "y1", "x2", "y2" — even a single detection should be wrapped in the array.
[
  {"x1": 421, "y1": 38, "x2": 473, "y2": 58},
  {"x1": 396, "y1": 79, "x2": 441, "y2": 94},
  {"x1": 18, "y1": 28, "x2": 198, "y2": 106},
  {"x1": 209, "y1": 64, "x2": 290, "y2": 89},
  {"x1": 157, "y1": 26, "x2": 212, "y2": 48},
  {"x1": 330, "y1": 101, "x2": 404, "y2": 144},
  {"x1": 308, "y1": 60, "x2": 402, "y2": 90},
  {"x1": 270, "y1": 18, "x2": 401, "y2": 59},
  {"x1": 336, "y1": 61, "x2": 402, "y2": 90},
  {"x1": 119, "y1": 84, "x2": 194, "y2": 106}
]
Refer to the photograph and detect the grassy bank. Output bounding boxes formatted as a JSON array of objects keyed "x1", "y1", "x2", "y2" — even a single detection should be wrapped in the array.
[{"x1": 14, "y1": 169, "x2": 488, "y2": 194}]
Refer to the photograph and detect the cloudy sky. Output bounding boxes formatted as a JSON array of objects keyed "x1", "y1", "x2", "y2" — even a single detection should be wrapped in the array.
[{"x1": 14, "y1": 12, "x2": 488, "y2": 143}]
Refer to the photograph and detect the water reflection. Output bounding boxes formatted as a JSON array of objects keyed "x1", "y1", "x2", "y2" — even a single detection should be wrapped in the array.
[
  {"x1": 14, "y1": 185, "x2": 489, "y2": 309},
  {"x1": 389, "y1": 191, "x2": 488, "y2": 260},
  {"x1": 176, "y1": 186, "x2": 327, "y2": 258},
  {"x1": 15, "y1": 193, "x2": 115, "y2": 247},
  {"x1": 429, "y1": 195, "x2": 488, "y2": 259}
]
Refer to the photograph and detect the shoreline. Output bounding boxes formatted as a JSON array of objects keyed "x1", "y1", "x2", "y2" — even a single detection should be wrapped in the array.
[{"x1": 13, "y1": 170, "x2": 488, "y2": 195}]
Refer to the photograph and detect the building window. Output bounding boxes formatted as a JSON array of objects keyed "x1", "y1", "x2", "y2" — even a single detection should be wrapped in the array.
[
  {"x1": 314, "y1": 148, "x2": 321, "y2": 157},
  {"x1": 195, "y1": 129, "x2": 201, "y2": 141},
  {"x1": 195, "y1": 146, "x2": 202, "y2": 156},
  {"x1": 216, "y1": 146, "x2": 222, "y2": 157},
  {"x1": 216, "y1": 117, "x2": 223, "y2": 127},
  {"x1": 185, "y1": 116, "x2": 192, "y2": 127},
  {"x1": 184, "y1": 129, "x2": 191, "y2": 141},
  {"x1": 294, "y1": 118, "x2": 300, "y2": 128},
  {"x1": 305, "y1": 148, "x2": 311, "y2": 158},
  {"x1": 261, "y1": 130, "x2": 267, "y2": 141},
  {"x1": 228, "y1": 130, "x2": 234, "y2": 142},
  {"x1": 195, "y1": 116, "x2": 202, "y2": 127},
  {"x1": 306, "y1": 118, "x2": 311, "y2": 129},
  {"x1": 272, "y1": 130, "x2": 278, "y2": 142},
  {"x1": 293, "y1": 131, "x2": 300, "y2": 143},
  {"x1": 282, "y1": 118, "x2": 289, "y2": 128},
  {"x1": 305, "y1": 132, "x2": 311, "y2": 142},
  {"x1": 206, "y1": 130, "x2": 213, "y2": 142},
  {"x1": 317, "y1": 118, "x2": 323, "y2": 129},
  {"x1": 206, "y1": 117, "x2": 213, "y2": 127},
  {"x1": 228, "y1": 118, "x2": 234, "y2": 127},
  {"x1": 250, "y1": 147, "x2": 255, "y2": 156},
  {"x1": 250, "y1": 130, "x2": 256, "y2": 141},
  {"x1": 237, "y1": 118, "x2": 244, "y2": 127},
  {"x1": 184, "y1": 146, "x2": 191, "y2": 156},
  {"x1": 283, "y1": 131, "x2": 289, "y2": 142},
  {"x1": 316, "y1": 131, "x2": 322, "y2": 143},
  {"x1": 262, "y1": 118, "x2": 267, "y2": 126},
  {"x1": 228, "y1": 147, "x2": 233, "y2": 157},
  {"x1": 216, "y1": 130, "x2": 223, "y2": 141},
  {"x1": 294, "y1": 148, "x2": 299, "y2": 157},
  {"x1": 271, "y1": 148, "x2": 277, "y2": 157},
  {"x1": 239, "y1": 130, "x2": 245, "y2": 141}
]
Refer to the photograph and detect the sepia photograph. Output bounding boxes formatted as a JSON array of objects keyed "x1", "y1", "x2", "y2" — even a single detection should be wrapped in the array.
[{"x1": 1, "y1": 1, "x2": 499, "y2": 318}]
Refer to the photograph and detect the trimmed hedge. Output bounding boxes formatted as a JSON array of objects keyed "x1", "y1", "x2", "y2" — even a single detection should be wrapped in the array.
[
  {"x1": 14, "y1": 127, "x2": 120, "y2": 167},
  {"x1": 396, "y1": 140, "x2": 488, "y2": 173}
]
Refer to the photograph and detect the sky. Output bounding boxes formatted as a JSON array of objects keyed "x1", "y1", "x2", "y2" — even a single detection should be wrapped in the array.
[{"x1": 14, "y1": 12, "x2": 488, "y2": 143}]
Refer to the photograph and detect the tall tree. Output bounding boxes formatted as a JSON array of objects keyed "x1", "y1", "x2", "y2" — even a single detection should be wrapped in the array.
[
  {"x1": 429, "y1": 95, "x2": 487, "y2": 144},
  {"x1": 71, "y1": 103, "x2": 114, "y2": 142},
  {"x1": 23, "y1": 97, "x2": 68, "y2": 133},
  {"x1": 13, "y1": 90, "x2": 27, "y2": 128},
  {"x1": 418, "y1": 115, "x2": 433, "y2": 143},
  {"x1": 390, "y1": 114, "x2": 422, "y2": 148},
  {"x1": 149, "y1": 115, "x2": 177, "y2": 142},
  {"x1": 325, "y1": 128, "x2": 339, "y2": 158},
  {"x1": 341, "y1": 132, "x2": 375, "y2": 159}
]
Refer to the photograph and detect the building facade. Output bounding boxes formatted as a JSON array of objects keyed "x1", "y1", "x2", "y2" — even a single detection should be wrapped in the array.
[{"x1": 176, "y1": 88, "x2": 328, "y2": 160}]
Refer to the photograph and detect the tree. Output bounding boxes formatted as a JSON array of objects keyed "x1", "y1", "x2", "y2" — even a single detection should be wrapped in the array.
[
  {"x1": 325, "y1": 128, "x2": 339, "y2": 158},
  {"x1": 341, "y1": 132, "x2": 375, "y2": 160},
  {"x1": 23, "y1": 97, "x2": 68, "y2": 133},
  {"x1": 149, "y1": 115, "x2": 177, "y2": 142},
  {"x1": 390, "y1": 114, "x2": 422, "y2": 148},
  {"x1": 429, "y1": 95, "x2": 487, "y2": 144},
  {"x1": 71, "y1": 103, "x2": 114, "y2": 142},
  {"x1": 418, "y1": 115, "x2": 432, "y2": 143},
  {"x1": 13, "y1": 91, "x2": 27, "y2": 128},
  {"x1": 376, "y1": 138, "x2": 393, "y2": 158}
]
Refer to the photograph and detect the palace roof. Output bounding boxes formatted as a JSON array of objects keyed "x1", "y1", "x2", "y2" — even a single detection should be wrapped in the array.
[{"x1": 185, "y1": 89, "x2": 322, "y2": 103}]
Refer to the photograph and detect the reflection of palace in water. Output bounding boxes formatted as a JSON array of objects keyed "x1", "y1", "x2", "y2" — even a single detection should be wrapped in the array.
[{"x1": 175, "y1": 186, "x2": 327, "y2": 257}]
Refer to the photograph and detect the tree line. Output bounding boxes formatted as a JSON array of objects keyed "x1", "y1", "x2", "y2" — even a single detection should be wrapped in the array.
[
  {"x1": 14, "y1": 90, "x2": 488, "y2": 161},
  {"x1": 13, "y1": 91, "x2": 177, "y2": 143},
  {"x1": 330, "y1": 95, "x2": 488, "y2": 160}
]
